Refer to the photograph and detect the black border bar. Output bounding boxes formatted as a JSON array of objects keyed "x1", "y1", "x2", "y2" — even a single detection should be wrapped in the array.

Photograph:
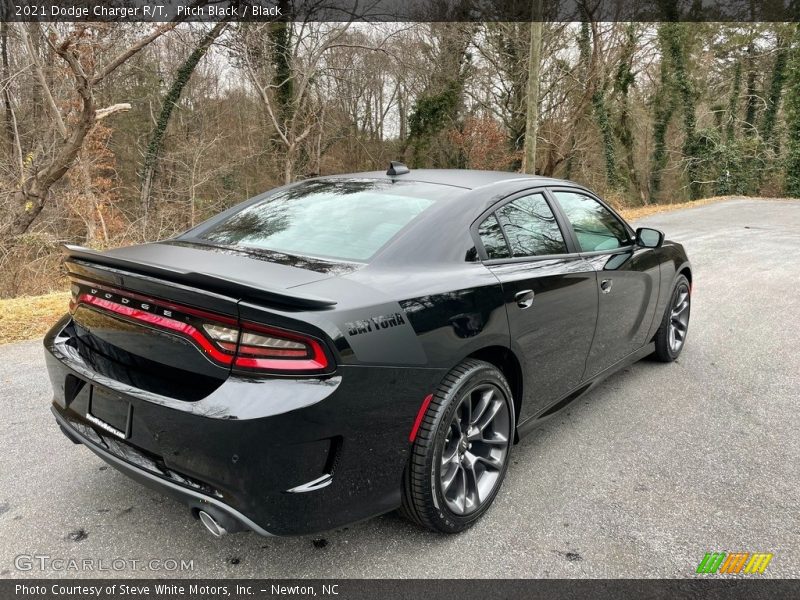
[
  {"x1": 5, "y1": 579, "x2": 800, "y2": 600},
  {"x1": 3, "y1": 0, "x2": 800, "y2": 22}
]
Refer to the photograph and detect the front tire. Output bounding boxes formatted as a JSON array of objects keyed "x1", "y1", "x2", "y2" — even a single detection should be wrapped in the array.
[
  {"x1": 401, "y1": 359, "x2": 514, "y2": 533},
  {"x1": 653, "y1": 274, "x2": 691, "y2": 362}
]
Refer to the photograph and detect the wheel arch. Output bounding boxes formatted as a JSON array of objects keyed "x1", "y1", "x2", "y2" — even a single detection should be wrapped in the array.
[
  {"x1": 466, "y1": 345, "x2": 523, "y2": 440},
  {"x1": 677, "y1": 264, "x2": 692, "y2": 286}
]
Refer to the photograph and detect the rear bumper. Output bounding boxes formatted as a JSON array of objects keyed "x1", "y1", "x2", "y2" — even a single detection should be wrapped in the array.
[
  {"x1": 45, "y1": 316, "x2": 446, "y2": 536},
  {"x1": 52, "y1": 405, "x2": 272, "y2": 535}
]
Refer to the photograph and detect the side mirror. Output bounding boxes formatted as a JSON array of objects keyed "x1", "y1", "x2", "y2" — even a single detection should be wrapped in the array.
[{"x1": 635, "y1": 227, "x2": 664, "y2": 248}]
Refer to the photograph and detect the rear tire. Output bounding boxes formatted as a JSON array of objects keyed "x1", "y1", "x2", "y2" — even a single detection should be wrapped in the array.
[
  {"x1": 400, "y1": 359, "x2": 514, "y2": 533},
  {"x1": 653, "y1": 274, "x2": 691, "y2": 362}
]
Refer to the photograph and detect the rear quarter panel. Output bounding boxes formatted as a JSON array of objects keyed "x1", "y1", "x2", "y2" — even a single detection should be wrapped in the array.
[{"x1": 290, "y1": 263, "x2": 509, "y2": 369}]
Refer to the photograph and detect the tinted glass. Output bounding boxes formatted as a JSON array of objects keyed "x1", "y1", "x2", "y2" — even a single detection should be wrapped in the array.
[
  {"x1": 477, "y1": 214, "x2": 511, "y2": 259},
  {"x1": 197, "y1": 180, "x2": 451, "y2": 262},
  {"x1": 495, "y1": 193, "x2": 567, "y2": 257},
  {"x1": 554, "y1": 191, "x2": 630, "y2": 252},
  {"x1": 637, "y1": 227, "x2": 662, "y2": 247}
]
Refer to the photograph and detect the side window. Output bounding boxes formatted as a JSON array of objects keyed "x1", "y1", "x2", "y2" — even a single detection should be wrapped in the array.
[
  {"x1": 495, "y1": 193, "x2": 567, "y2": 257},
  {"x1": 553, "y1": 191, "x2": 630, "y2": 252},
  {"x1": 477, "y1": 214, "x2": 511, "y2": 259}
]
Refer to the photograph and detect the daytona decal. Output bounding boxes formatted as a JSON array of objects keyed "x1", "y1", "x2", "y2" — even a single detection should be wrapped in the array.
[{"x1": 345, "y1": 312, "x2": 406, "y2": 336}]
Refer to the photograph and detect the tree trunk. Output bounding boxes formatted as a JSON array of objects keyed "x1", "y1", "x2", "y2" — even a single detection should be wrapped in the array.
[
  {"x1": 648, "y1": 23, "x2": 677, "y2": 203},
  {"x1": 269, "y1": 2, "x2": 294, "y2": 125},
  {"x1": 579, "y1": 20, "x2": 619, "y2": 190},
  {"x1": 654, "y1": 22, "x2": 700, "y2": 200},
  {"x1": 10, "y1": 89, "x2": 96, "y2": 235},
  {"x1": 744, "y1": 40, "x2": 759, "y2": 135},
  {"x1": 760, "y1": 34, "x2": 788, "y2": 148},
  {"x1": 284, "y1": 145, "x2": 295, "y2": 185},
  {"x1": 140, "y1": 21, "x2": 227, "y2": 222},
  {"x1": 670, "y1": 26, "x2": 700, "y2": 199},
  {"x1": 523, "y1": 5, "x2": 543, "y2": 175},
  {"x1": 406, "y1": 25, "x2": 473, "y2": 167},
  {"x1": 398, "y1": 86, "x2": 407, "y2": 143},
  {"x1": 267, "y1": 3, "x2": 296, "y2": 182},
  {"x1": 1, "y1": 20, "x2": 14, "y2": 158},
  {"x1": 615, "y1": 24, "x2": 644, "y2": 202},
  {"x1": 9, "y1": 24, "x2": 175, "y2": 236},
  {"x1": 717, "y1": 61, "x2": 743, "y2": 196},
  {"x1": 784, "y1": 25, "x2": 800, "y2": 197},
  {"x1": 726, "y1": 61, "x2": 742, "y2": 143}
]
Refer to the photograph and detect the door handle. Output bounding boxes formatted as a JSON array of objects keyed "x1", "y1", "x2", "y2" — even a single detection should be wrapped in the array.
[
  {"x1": 514, "y1": 290, "x2": 535, "y2": 309},
  {"x1": 600, "y1": 279, "x2": 613, "y2": 294}
]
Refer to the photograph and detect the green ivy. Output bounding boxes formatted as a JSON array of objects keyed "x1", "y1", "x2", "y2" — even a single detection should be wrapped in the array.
[
  {"x1": 667, "y1": 24, "x2": 701, "y2": 199},
  {"x1": 592, "y1": 90, "x2": 620, "y2": 188},
  {"x1": 743, "y1": 40, "x2": 759, "y2": 136},
  {"x1": 649, "y1": 23, "x2": 677, "y2": 203},
  {"x1": 142, "y1": 23, "x2": 226, "y2": 178},
  {"x1": 725, "y1": 62, "x2": 742, "y2": 143},
  {"x1": 649, "y1": 19, "x2": 703, "y2": 200},
  {"x1": 761, "y1": 36, "x2": 788, "y2": 149},
  {"x1": 612, "y1": 23, "x2": 645, "y2": 200},
  {"x1": 268, "y1": 8, "x2": 293, "y2": 123},
  {"x1": 407, "y1": 81, "x2": 461, "y2": 167},
  {"x1": 579, "y1": 20, "x2": 620, "y2": 190},
  {"x1": 785, "y1": 25, "x2": 800, "y2": 197}
]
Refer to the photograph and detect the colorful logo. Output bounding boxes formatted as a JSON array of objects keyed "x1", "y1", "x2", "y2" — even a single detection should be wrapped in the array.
[{"x1": 696, "y1": 552, "x2": 773, "y2": 574}]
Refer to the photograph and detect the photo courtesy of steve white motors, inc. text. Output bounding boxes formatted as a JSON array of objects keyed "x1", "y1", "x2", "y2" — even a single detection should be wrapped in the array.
[
  {"x1": 12, "y1": 2, "x2": 284, "y2": 18},
  {"x1": 14, "y1": 583, "x2": 340, "y2": 597}
]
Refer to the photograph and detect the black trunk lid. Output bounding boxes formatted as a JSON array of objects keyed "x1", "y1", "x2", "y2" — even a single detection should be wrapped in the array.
[{"x1": 63, "y1": 242, "x2": 340, "y2": 400}]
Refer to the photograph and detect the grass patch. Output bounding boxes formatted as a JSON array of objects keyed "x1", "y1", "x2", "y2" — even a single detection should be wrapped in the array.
[{"x1": 0, "y1": 292, "x2": 69, "y2": 344}]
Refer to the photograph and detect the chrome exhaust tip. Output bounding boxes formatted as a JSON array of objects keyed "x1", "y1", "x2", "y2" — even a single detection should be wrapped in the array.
[{"x1": 198, "y1": 510, "x2": 228, "y2": 537}]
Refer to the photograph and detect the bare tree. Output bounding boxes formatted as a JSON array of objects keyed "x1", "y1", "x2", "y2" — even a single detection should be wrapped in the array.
[
  {"x1": 0, "y1": 20, "x2": 796, "y2": 298},
  {"x1": 140, "y1": 21, "x2": 228, "y2": 224},
  {"x1": 238, "y1": 19, "x2": 355, "y2": 183},
  {"x1": 523, "y1": 1, "x2": 544, "y2": 174},
  {"x1": 8, "y1": 22, "x2": 179, "y2": 236}
]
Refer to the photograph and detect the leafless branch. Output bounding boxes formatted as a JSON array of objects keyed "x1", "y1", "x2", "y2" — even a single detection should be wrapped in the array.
[
  {"x1": 95, "y1": 103, "x2": 131, "y2": 120},
  {"x1": 93, "y1": 23, "x2": 180, "y2": 85},
  {"x1": 20, "y1": 23, "x2": 67, "y2": 139}
]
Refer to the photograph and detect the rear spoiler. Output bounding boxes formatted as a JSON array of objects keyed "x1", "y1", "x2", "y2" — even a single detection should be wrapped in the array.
[{"x1": 62, "y1": 245, "x2": 337, "y2": 310}]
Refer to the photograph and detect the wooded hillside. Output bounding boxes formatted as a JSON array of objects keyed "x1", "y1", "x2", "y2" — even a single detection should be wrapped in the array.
[{"x1": 1, "y1": 21, "x2": 798, "y2": 296}]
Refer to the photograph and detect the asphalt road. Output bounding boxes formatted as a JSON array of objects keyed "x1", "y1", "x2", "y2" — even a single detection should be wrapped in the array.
[{"x1": 1, "y1": 198, "x2": 798, "y2": 579}]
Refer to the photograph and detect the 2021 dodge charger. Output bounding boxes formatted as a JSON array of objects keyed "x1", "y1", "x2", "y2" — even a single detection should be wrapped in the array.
[{"x1": 45, "y1": 164, "x2": 692, "y2": 536}]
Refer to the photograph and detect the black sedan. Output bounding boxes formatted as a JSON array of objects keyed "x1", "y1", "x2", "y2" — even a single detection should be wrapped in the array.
[{"x1": 45, "y1": 164, "x2": 692, "y2": 536}]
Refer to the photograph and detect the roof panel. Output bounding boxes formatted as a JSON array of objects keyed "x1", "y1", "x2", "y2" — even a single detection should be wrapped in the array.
[{"x1": 321, "y1": 169, "x2": 568, "y2": 190}]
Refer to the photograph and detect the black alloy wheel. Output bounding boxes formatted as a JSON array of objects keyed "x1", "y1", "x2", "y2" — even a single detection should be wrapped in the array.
[
  {"x1": 401, "y1": 359, "x2": 514, "y2": 533},
  {"x1": 653, "y1": 274, "x2": 691, "y2": 362},
  {"x1": 439, "y1": 382, "x2": 511, "y2": 516}
]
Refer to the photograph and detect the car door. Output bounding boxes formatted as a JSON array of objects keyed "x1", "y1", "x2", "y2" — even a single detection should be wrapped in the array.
[
  {"x1": 473, "y1": 189, "x2": 598, "y2": 421},
  {"x1": 549, "y1": 188, "x2": 661, "y2": 379}
]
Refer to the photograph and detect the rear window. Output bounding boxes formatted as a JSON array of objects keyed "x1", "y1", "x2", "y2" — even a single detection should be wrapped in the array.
[{"x1": 196, "y1": 179, "x2": 452, "y2": 262}]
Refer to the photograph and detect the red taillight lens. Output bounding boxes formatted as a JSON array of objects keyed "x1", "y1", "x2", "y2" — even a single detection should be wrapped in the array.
[
  {"x1": 201, "y1": 322, "x2": 329, "y2": 372},
  {"x1": 238, "y1": 331, "x2": 309, "y2": 358},
  {"x1": 72, "y1": 281, "x2": 332, "y2": 375},
  {"x1": 78, "y1": 293, "x2": 237, "y2": 366},
  {"x1": 202, "y1": 324, "x2": 239, "y2": 353},
  {"x1": 231, "y1": 323, "x2": 329, "y2": 373}
]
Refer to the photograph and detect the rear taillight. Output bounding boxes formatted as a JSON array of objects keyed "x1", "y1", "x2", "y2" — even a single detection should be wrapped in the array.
[
  {"x1": 203, "y1": 322, "x2": 329, "y2": 373},
  {"x1": 71, "y1": 281, "x2": 332, "y2": 375},
  {"x1": 69, "y1": 283, "x2": 80, "y2": 312},
  {"x1": 202, "y1": 324, "x2": 239, "y2": 353}
]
